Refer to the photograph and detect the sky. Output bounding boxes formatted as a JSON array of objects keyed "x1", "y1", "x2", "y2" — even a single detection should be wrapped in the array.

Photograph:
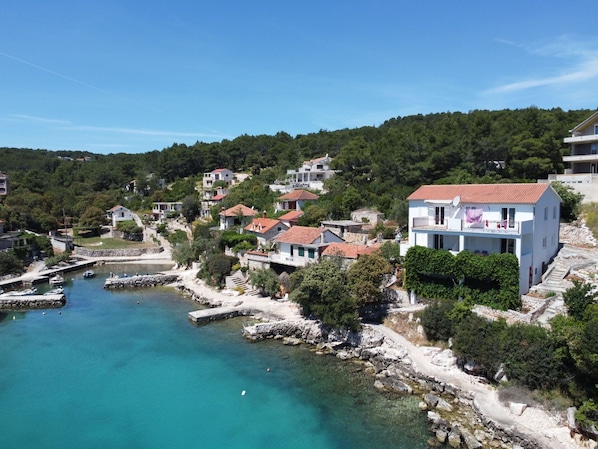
[{"x1": 1, "y1": 1, "x2": 598, "y2": 155}]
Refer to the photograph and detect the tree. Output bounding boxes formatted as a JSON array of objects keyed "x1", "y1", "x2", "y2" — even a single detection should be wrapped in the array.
[
  {"x1": 0, "y1": 250, "x2": 24, "y2": 276},
  {"x1": 563, "y1": 279, "x2": 598, "y2": 321},
  {"x1": 248, "y1": 268, "x2": 280, "y2": 297},
  {"x1": 172, "y1": 241, "x2": 196, "y2": 268},
  {"x1": 202, "y1": 253, "x2": 238, "y2": 287},
  {"x1": 181, "y1": 195, "x2": 200, "y2": 224},
  {"x1": 551, "y1": 182, "x2": 583, "y2": 222},
  {"x1": 290, "y1": 259, "x2": 359, "y2": 331},
  {"x1": 116, "y1": 220, "x2": 143, "y2": 241},
  {"x1": 347, "y1": 253, "x2": 393, "y2": 307}
]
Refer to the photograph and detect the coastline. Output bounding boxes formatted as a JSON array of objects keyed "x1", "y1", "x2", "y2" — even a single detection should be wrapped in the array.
[{"x1": 8, "y1": 235, "x2": 591, "y2": 449}]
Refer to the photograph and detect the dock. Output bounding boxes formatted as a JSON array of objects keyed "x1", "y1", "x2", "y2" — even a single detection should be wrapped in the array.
[
  {"x1": 0, "y1": 294, "x2": 66, "y2": 311},
  {"x1": 188, "y1": 306, "x2": 253, "y2": 324}
]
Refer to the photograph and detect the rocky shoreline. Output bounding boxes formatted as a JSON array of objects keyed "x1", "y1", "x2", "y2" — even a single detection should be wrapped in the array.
[{"x1": 241, "y1": 319, "x2": 541, "y2": 449}]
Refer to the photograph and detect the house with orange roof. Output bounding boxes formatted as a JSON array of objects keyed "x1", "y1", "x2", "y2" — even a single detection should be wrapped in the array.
[
  {"x1": 276, "y1": 189, "x2": 319, "y2": 211},
  {"x1": 403, "y1": 183, "x2": 561, "y2": 294},
  {"x1": 244, "y1": 215, "x2": 289, "y2": 247},
  {"x1": 271, "y1": 225, "x2": 344, "y2": 268},
  {"x1": 278, "y1": 210, "x2": 304, "y2": 228},
  {"x1": 219, "y1": 204, "x2": 259, "y2": 230},
  {"x1": 201, "y1": 188, "x2": 228, "y2": 218},
  {"x1": 322, "y1": 242, "x2": 381, "y2": 268}
]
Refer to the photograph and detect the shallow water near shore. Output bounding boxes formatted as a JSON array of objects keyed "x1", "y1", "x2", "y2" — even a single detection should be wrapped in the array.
[{"x1": 0, "y1": 264, "x2": 430, "y2": 449}]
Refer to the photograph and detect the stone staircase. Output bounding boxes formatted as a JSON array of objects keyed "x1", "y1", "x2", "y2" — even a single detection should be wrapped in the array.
[
  {"x1": 227, "y1": 272, "x2": 260, "y2": 296},
  {"x1": 538, "y1": 265, "x2": 569, "y2": 294}
]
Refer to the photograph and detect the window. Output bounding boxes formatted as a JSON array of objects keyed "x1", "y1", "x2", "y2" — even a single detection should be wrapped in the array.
[
  {"x1": 308, "y1": 248, "x2": 315, "y2": 259},
  {"x1": 501, "y1": 238, "x2": 515, "y2": 254},
  {"x1": 592, "y1": 144, "x2": 598, "y2": 154},
  {"x1": 594, "y1": 125, "x2": 598, "y2": 135},
  {"x1": 298, "y1": 247, "x2": 305, "y2": 257},
  {"x1": 502, "y1": 207, "x2": 515, "y2": 228},
  {"x1": 433, "y1": 234, "x2": 443, "y2": 250},
  {"x1": 544, "y1": 207, "x2": 548, "y2": 220},
  {"x1": 435, "y1": 206, "x2": 445, "y2": 225},
  {"x1": 553, "y1": 206, "x2": 557, "y2": 219},
  {"x1": 542, "y1": 237, "x2": 547, "y2": 248}
]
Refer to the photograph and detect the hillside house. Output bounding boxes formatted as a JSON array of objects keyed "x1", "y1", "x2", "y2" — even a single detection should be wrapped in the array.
[
  {"x1": 244, "y1": 216, "x2": 289, "y2": 247},
  {"x1": 107, "y1": 205, "x2": 133, "y2": 227},
  {"x1": 402, "y1": 183, "x2": 561, "y2": 294},
  {"x1": 219, "y1": 204, "x2": 259, "y2": 230},
  {"x1": 203, "y1": 168, "x2": 234, "y2": 189},
  {"x1": 270, "y1": 154, "x2": 337, "y2": 193},
  {"x1": 276, "y1": 190, "x2": 319, "y2": 211},
  {"x1": 152, "y1": 202, "x2": 183, "y2": 221},
  {"x1": 278, "y1": 210, "x2": 304, "y2": 228},
  {"x1": 201, "y1": 188, "x2": 228, "y2": 218},
  {"x1": 322, "y1": 242, "x2": 381, "y2": 268}
]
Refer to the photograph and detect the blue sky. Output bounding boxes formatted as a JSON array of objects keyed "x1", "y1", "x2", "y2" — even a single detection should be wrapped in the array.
[{"x1": 1, "y1": 1, "x2": 598, "y2": 155}]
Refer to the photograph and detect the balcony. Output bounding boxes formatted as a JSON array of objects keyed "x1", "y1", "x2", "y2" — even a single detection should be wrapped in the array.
[
  {"x1": 562, "y1": 154, "x2": 598, "y2": 163},
  {"x1": 411, "y1": 216, "x2": 532, "y2": 236},
  {"x1": 564, "y1": 134, "x2": 598, "y2": 144}
]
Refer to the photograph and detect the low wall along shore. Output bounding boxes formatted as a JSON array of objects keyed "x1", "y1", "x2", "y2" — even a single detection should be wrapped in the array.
[
  {"x1": 75, "y1": 247, "x2": 164, "y2": 258},
  {"x1": 0, "y1": 294, "x2": 66, "y2": 311},
  {"x1": 104, "y1": 274, "x2": 180, "y2": 289}
]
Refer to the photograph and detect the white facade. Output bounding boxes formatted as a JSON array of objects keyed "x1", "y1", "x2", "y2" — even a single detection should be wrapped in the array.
[
  {"x1": 402, "y1": 184, "x2": 561, "y2": 294},
  {"x1": 270, "y1": 155, "x2": 337, "y2": 193},
  {"x1": 107, "y1": 205, "x2": 133, "y2": 227},
  {"x1": 203, "y1": 168, "x2": 234, "y2": 189},
  {"x1": 152, "y1": 202, "x2": 183, "y2": 221}
]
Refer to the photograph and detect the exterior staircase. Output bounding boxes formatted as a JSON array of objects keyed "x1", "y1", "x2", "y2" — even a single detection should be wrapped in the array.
[{"x1": 227, "y1": 272, "x2": 260, "y2": 296}]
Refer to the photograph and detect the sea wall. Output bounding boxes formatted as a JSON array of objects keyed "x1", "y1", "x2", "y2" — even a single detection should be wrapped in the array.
[
  {"x1": 104, "y1": 274, "x2": 179, "y2": 289},
  {"x1": 0, "y1": 294, "x2": 66, "y2": 311},
  {"x1": 75, "y1": 247, "x2": 164, "y2": 258},
  {"x1": 242, "y1": 319, "x2": 542, "y2": 449}
]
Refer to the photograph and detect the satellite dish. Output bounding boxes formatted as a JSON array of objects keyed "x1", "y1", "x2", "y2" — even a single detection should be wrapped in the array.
[{"x1": 452, "y1": 195, "x2": 460, "y2": 207}]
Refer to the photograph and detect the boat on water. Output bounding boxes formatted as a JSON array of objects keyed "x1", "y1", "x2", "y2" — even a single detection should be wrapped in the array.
[
  {"x1": 44, "y1": 287, "x2": 64, "y2": 295},
  {"x1": 49, "y1": 275, "x2": 64, "y2": 286},
  {"x1": 0, "y1": 287, "x2": 38, "y2": 297},
  {"x1": 83, "y1": 270, "x2": 96, "y2": 278}
]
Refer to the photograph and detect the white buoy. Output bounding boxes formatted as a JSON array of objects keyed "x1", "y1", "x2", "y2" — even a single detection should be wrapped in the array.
[{"x1": 241, "y1": 390, "x2": 246, "y2": 396}]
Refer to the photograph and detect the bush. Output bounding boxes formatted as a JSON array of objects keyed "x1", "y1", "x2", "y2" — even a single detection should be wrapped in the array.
[{"x1": 421, "y1": 300, "x2": 456, "y2": 342}]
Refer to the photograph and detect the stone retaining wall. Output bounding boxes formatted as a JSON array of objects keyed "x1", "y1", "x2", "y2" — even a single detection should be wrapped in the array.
[
  {"x1": 0, "y1": 295, "x2": 66, "y2": 311},
  {"x1": 74, "y1": 247, "x2": 164, "y2": 258},
  {"x1": 104, "y1": 274, "x2": 179, "y2": 289}
]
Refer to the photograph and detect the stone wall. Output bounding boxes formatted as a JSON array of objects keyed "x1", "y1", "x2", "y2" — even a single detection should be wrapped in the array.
[
  {"x1": 0, "y1": 295, "x2": 66, "y2": 311},
  {"x1": 74, "y1": 247, "x2": 164, "y2": 258},
  {"x1": 103, "y1": 274, "x2": 179, "y2": 289}
]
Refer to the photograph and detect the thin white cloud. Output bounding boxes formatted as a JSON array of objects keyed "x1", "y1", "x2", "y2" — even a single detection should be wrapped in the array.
[
  {"x1": 485, "y1": 36, "x2": 598, "y2": 94},
  {"x1": 66, "y1": 124, "x2": 228, "y2": 140},
  {"x1": 10, "y1": 114, "x2": 72, "y2": 125}
]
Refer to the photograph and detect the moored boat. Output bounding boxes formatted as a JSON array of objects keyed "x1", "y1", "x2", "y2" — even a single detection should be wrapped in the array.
[
  {"x1": 49, "y1": 275, "x2": 64, "y2": 286},
  {"x1": 83, "y1": 270, "x2": 96, "y2": 278}
]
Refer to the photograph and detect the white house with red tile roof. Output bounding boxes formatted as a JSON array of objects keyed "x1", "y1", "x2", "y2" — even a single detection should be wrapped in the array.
[
  {"x1": 201, "y1": 187, "x2": 228, "y2": 218},
  {"x1": 264, "y1": 225, "x2": 344, "y2": 268},
  {"x1": 107, "y1": 205, "x2": 133, "y2": 227},
  {"x1": 244, "y1": 216, "x2": 289, "y2": 247},
  {"x1": 203, "y1": 168, "x2": 234, "y2": 189},
  {"x1": 403, "y1": 183, "x2": 562, "y2": 294},
  {"x1": 219, "y1": 204, "x2": 259, "y2": 230},
  {"x1": 276, "y1": 189, "x2": 319, "y2": 211}
]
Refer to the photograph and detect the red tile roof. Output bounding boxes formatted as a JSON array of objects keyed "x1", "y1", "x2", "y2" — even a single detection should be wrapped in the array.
[
  {"x1": 322, "y1": 242, "x2": 381, "y2": 259},
  {"x1": 278, "y1": 189, "x2": 319, "y2": 201},
  {"x1": 219, "y1": 204, "x2": 259, "y2": 217},
  {"x1": 245, "y1": 218, "x2": 283, "y2": 235},
  {"x1": 212, "y1": 193, "x2": 227, "y2": 201},
  {"x1": 276, "y1": 226, "x2": 328, "y2": 245},
  {"x1": 279, "y1": 210, "x2": 304, "y2": 222},
  {"x1": 407, "y1": 184, "x2": 555, "y2": 204},
  {"x1": 211, "y1": 168, "x2": 230, "y2": 173}
]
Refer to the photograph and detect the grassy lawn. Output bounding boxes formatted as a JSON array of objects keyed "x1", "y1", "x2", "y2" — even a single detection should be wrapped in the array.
[{"x1": 76, "y1": 236, "x2": 157, "y2": 250}]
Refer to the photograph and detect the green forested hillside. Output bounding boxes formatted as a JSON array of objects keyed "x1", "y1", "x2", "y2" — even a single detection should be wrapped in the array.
[{"x1": 0, "y1": 107, "x2": 592, "y2": 232}]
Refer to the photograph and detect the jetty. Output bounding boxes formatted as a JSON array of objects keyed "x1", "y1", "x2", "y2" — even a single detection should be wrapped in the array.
[
  {"x1": 0, "y1": 293, "x2": 66, "y2": 311},
  {"x1": 188, "y1": 306, "x2": 254, "y2": 324},
  {"x1": 104, "y1": 273, "x2": 180, "y2": 289}
]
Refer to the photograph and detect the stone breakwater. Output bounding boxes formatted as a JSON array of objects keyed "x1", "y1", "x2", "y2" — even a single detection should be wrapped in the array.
[
  {"x1": 75, "y1": 247, "x2": 164, "y2": 258},
  {"x1": 104, "y1": 274, "x2": 180, "y2": 289},
  {"x1": 242, "y1": 320, "x2": 542, "y2": 449},
  {"x1": 0, "y1": 294, "x2": 66, "y2": 311}
]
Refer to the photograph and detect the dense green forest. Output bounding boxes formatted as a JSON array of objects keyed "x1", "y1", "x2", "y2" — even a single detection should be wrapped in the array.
[{"x1": 0, "y1": 107, "x2": 592, "y2": 233}]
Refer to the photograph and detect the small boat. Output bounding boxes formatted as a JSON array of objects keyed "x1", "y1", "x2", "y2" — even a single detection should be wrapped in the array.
[
  {"x1": 44, "y1": 287, "x2": 64, "y2": 295},
  {"x1": 49, "y1": 275, "x2": 64, "y2": 286},
  {"x1": 1, "y1": 287, "x2": 38, "y2": 296},
  {"x1": 83, "y1": 270, "x2": 96, "y2": 279}
]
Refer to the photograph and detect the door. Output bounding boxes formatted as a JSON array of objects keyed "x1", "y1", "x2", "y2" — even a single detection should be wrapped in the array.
[{"x1": 435, "y1": 207, "x2": 445, "y2": 225}]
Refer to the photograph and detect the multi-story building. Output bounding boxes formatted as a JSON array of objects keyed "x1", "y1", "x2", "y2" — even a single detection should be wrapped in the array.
[
  {"x1": 270, "y1": 155, "x2": 337, "y2": 193},
  {"x1": 0, "y1": 172, "x2": 8, "y2": 196},
  {"x1": 402, "y1": 183, "x2": 561, "y2": 294},
  {"x1": 203, "y1": 168, "x2": 234, "y2": 189}
]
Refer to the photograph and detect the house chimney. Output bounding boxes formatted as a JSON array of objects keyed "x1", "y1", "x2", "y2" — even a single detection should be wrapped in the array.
[{"x1": 263, "y1": 210, "x2": 267, "y2": 218}]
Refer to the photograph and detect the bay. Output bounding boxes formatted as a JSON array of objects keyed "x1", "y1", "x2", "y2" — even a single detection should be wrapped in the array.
[{"x1": 0, "y1": 264, "x2": 431, "y2": 449}]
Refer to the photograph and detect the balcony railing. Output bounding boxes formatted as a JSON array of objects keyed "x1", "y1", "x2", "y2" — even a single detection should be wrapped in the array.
[{"x1": 411, "y1": 216, "x2": 530, "y2": 235}]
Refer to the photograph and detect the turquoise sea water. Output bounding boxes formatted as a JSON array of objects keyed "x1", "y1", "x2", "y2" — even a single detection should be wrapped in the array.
[{"x1": 0, "y1": 265, "x2": 431, "y2": 449}]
